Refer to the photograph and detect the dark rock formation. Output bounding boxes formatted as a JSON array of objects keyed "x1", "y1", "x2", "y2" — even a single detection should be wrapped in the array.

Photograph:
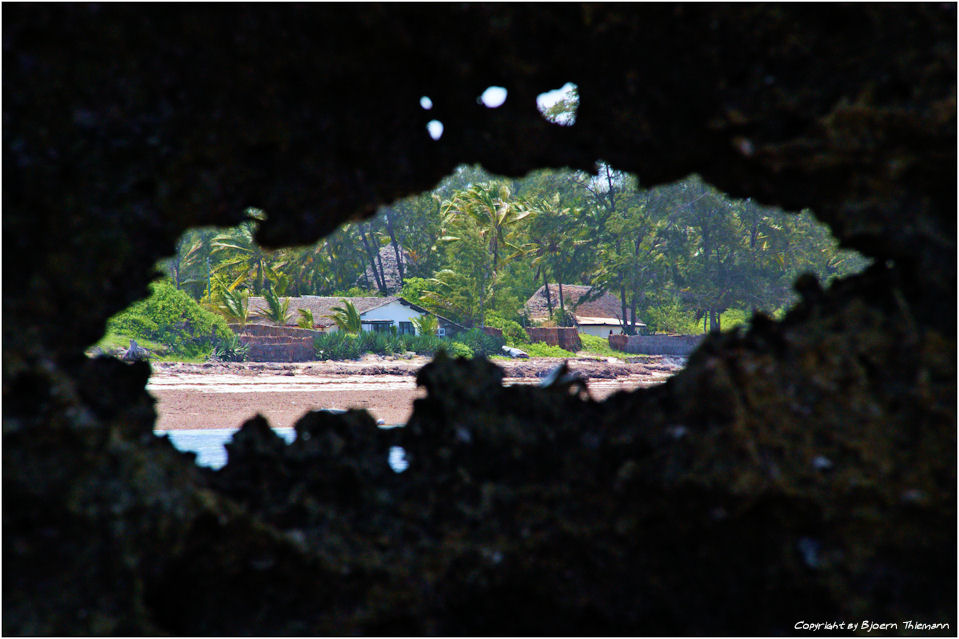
[{"x1": 3, "y1": 4, "x2": 955, "y2": 635}]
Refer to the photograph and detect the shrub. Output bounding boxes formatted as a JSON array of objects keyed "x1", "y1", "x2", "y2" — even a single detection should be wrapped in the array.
[
  {"x1": 412, "y1": 314, "x2": 438, "y2": 336},
  {"x1": 211, "y1": 333, "x2": 250, "y2": 362},
  {"x1": 457, "y1": 327, "x2": 505, "y2": 358},
  {"x1": 106, "y1": 281, "x2": 232, "y2": 359},
  {"x1": 313, "y1": 330, "x2": 479, "y2": 360},
  {"x1": 484, "y1": 314, "x2": 529, "y2": 345},
  {"x1": 441, "y1": 341, "x2": 473, "y2": 358},
  {"x1": 523, "y1": 341, "x2": 574, "y2": 358}
]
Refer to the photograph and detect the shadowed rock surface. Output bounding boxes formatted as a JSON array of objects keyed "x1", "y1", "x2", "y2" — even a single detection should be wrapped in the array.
[{"x1": 3, "y1": 5, "x2": 955, "y2": 635}]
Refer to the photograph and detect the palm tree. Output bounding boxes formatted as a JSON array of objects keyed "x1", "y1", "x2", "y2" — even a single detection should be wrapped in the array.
[
  {"x1": 210, "y1": 218, "x2": 286, "y2": 295},
  {"x1": 256, "y1": 287, "x2": 292, "y2": 326},
  {"x1": 523, "y1": 193, "x2": 580, "y2": 325},
  {"x1": 326, "y1": 300, "x2": 362, "y2": 334},
  {"x1": 296, "y1": 308, "x2": 315, "y2": 329},
  {"x1": 440, "y1": 182, "x2": 531, "y2": 325},
  {"x1": 217, "y1": 285, "x2": 250, "y2": 326},
  {"x1": 440, "y1": 182, "x2": 530, "y2": 272},
  {"x1": 412, "y1": 314, "x2": 438, "y2": 336}
]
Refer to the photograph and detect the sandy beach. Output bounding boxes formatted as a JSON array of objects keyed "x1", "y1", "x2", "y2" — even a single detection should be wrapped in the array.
[{"x1": 149, "y1": 356, "x2": 684, "y2": 430}]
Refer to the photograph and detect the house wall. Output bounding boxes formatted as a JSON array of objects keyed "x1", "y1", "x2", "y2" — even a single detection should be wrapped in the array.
[{"x1": 360, "y1": 300, "x2": 426, "y2": 334}]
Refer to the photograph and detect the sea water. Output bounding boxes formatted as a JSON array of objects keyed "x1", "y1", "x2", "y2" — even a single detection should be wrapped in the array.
[{"x1": 158, "y1": 427, "x2": 408, "y2": 473}]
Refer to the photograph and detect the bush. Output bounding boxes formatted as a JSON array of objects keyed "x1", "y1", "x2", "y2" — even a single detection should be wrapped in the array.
[
  {"x1": 441, "y1": 341, "x2": 473, "y2": 358},
  {"x1": 523, "y1": 341, "x2": 575, "y2": 358},
  {"x1": 457, "y1": 327, "x2": 505, "y2": 358},
  {"x1": 106, "y1": 281, "x2": 233, "y2": 359},
  {"x1": 211, "y1": 333, "x2": 250, "y2": 362},
  {"x1": 313, "y1": 330, "x2": 476, "y2": 360},
  {"x1": 484, "y1": 314, "x2": 529, "y2": 345}
]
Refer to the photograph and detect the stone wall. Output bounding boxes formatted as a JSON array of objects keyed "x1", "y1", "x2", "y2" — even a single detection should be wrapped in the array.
[
  {"x1": 609, "y1": 334, "x2": 704, "y2": 357},
  {"x1": 231, "y1": 324, "x2": 318, "y2": 362},
  {"x1": 526, "y1": 327, "x2": 582, "y2": 351},
  {"x1": 245, "y1": 338, "x2": 315, "y2": 363},
  {"x1": 229, "y1": 324, "x2": 323, "y2": 339}
]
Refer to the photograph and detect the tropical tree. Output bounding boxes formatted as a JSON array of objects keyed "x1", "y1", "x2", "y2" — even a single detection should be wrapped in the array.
[
  {"x1": 326, "y1": 300, "x2": 362, "y2": 334},
  {"x1": 296, "y1": 308, "x2": 315, "y2": 330},
  {"x1": 210, "y1": 217, "x2": 286, "y2": 295},
  {"x1": 256, "y1": 287, "x2": 292, "y2": 326},
  {"x1": 412, "y1": 314, "x2": 438, "y2": 336},
  {"x1": 216, "y1": 285, "x2": 250, "y2": 326},
  {"x1": 522, "y1": 193, "x2": 585, "y2": 325},
  {"x1": 439, "y1": 181, "x2": 532, "y2": 325}
]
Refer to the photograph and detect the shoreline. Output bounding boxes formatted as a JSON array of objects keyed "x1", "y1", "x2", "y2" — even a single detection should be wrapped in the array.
[{"x1": 148, "y1": 355, "x2": 685, "y2": 431}]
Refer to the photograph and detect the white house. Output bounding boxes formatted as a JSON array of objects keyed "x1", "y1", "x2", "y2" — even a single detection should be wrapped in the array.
[{"x1": 246, "y1": 295, "x2": 465, "y2": 336}]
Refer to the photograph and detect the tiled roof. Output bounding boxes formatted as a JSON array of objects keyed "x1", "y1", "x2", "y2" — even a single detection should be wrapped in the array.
[{"x1": 247, "y1": 295, "x2": 397, "y2": 328}]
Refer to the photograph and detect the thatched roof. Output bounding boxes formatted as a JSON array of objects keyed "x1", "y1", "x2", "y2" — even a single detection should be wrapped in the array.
[
  {"x1": 247, "y1": 295, "x2": 398, "y2": 329},
  {"x1": 359, "y1": 244, "x2": 409, "y2": 293},
  {"x1": 523, "y1": 284, "x2": 627, "y2": 324}
]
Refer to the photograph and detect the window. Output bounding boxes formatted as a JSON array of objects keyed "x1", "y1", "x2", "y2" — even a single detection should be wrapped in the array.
[
  {"x1": 368, "y1": 323, "x2": 392, "y2": 333},
  {"x1": 399, "y1": 321, "x2": 415, "y2": 335},
  {"x1": 437, "y1": 327, "x2": 446, "y2": 337}
]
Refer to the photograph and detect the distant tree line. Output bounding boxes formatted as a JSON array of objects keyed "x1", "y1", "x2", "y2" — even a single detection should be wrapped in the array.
[{"x1": 160, "y1": 163, "x2": 869, "y2": 335}]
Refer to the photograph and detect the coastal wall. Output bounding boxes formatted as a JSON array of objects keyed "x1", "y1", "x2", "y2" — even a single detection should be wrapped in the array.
[
  {"x1": 245, "y1": 339, "x2": 315, "y2": 362},
  {"x1": 609, "y1": 334, "x2": 704, "y2": 357},
  {"x1": 526, "y1": 327, "x2": 582, "y2": 351},
  {"x1": 230, "y1": 324, "x2": 318, "y2": 362},
  {"x1": 229, "y1": 324, "x2": 323, "y2": 339}
]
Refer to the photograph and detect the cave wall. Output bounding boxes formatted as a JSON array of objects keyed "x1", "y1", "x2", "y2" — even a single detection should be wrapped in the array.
[{"x1": 3, "y1": 5, "x2": 955, "y2": 635}]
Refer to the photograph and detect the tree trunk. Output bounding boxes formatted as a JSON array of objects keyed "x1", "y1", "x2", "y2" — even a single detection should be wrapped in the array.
[
  {"x1": 709, "y1": 310, "x2": 721, "y2": 333},
  {"x1": 558, "y1": 282, "x2": 567, "y2": 326},
  {"x1": 374, "y1": 243, "x2": 388, "y2": 291},
  {"x1": 359, "y1": 227, "x2": 387, "y2": 294},
  {"x1": 384, "y1": 210, "x2": 405, "y2": 286},
  {"x1": 542, "y1": 271, "x2": 554, "y2": 319},
  {"x1": 620, "y1": 286, "x2": 634, "y2": 335}
]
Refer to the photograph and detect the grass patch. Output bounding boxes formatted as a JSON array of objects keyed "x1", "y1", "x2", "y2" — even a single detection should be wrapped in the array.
[
  {"x1": 523, "y1": 342, "x2": 575, "y2": 358},
  {"x1": 577, "y1": 334, "x2": 630, "y2": 359}
]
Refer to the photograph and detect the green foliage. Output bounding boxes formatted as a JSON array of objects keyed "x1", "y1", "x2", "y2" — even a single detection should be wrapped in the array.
[
  {"x1": 412, "y1": 314, "x2": 438, "y2": 336},
  {"x1": 456, "y1": 327, "x2": 505, "y2": 358},
  {"x1": 578, "y1": 334, "x2": 629, "y2": 359},
  {"x1": 523, "y1": 342, "x2": 575, "y2": 358},
  {"x1": 211, "y1": 333, "x2": 250, "y2": 362},
  {"x1": 297, "y1": 308, "x2": 315, "y2": 329},
  {"x1": 639, "y1": 297, "x2": 700, "y2": 334},
  {"x1": 256, "y1": 287, "x2": 292, "y2": 325},
  {"x1": 441, "y1": 341, "x2": 474, "y2": 359},
  {"x1": 106, "y1": 281, "x2": 233, "y2": 359},
  {"x1": 484, "y1": 314, "x2": 529, "y2": 345},
  {"x1": 146, "y1": 163, "x2": 869, "y2": 344},
  {"x1": 327, "y1": 300, "x2": 362, "y2": 334},
  {"x1": 329, "y1": 286, "x2": 379, "y2": 298},
  {"x1": 312, "y1": 331, "x2": 473, "y2": 360},
  {"x1": 216, "y1": 284, "x2": 250, "y2": 325},
  {"x1": 400, "y1": 277, "x2": 432, "y2": 307}
]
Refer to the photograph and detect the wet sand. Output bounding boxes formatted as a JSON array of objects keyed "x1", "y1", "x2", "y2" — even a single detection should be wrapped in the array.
[{"x1": 149, "y1": 357, "x2": 683, "y2": 430}]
